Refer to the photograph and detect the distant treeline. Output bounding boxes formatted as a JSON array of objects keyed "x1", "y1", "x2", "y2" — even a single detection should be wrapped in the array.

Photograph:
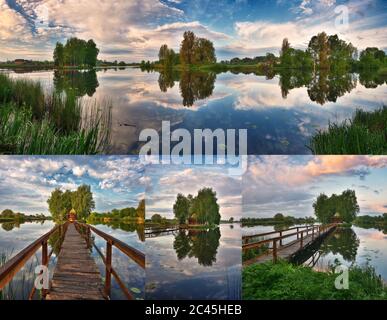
[
  {"x1": 143, "y1": 31, "x2": 386, "y2": 74},
  {"x1": 88, "y1": 199, "x2": 145, "y2": 223},
  {"x1": 241, "y1": 213, "x2": 315, "y2": 226},
  {"x1": 0, "y1": 209, "x2": 48, "y2": 221},
  {"x1": 355, "y1": 214, "x2": 387, "y2": 226}
]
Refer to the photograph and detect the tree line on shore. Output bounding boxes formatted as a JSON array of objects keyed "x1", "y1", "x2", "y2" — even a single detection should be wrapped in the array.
[
  {"x1": 142, "y1": 30, "x2": 386, "y2": 74},
  {"x1": 0, "y1": 209, "x2": 48, "y2": 221}
]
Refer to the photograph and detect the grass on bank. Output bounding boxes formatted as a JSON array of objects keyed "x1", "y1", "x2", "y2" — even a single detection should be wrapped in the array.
[
  {"x1": 243, "y1": 260, "x2": 387, "y2": 300},
  {"x1": 309, "y1": 107, "x2": 387, "y2": 155},
  {"x1": 0, "y1": 73, "x2": 111, "y2": 155}
]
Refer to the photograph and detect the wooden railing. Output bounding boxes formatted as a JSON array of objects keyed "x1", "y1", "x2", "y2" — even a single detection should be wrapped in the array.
[
  {"x1": 0, "y1": 223, "x2": 69, "y2": 299},
  {"x1": 242, "y1": 224, "x2": 337, "y2": 263},
  {"x1": 74, "y1": 222, "x2": 145, "y2": 300}
]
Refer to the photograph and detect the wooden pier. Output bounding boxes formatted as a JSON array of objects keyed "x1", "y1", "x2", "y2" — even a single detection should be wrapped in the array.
[
  {"x1": 46, "y1": 223, "x2": 104, "y2": 300},
  {"x1": 0, "y1": 221, "x2": 145, "y2": 300},
  {"x1": 243, "y1": 224, "x2": 337, "y2": 266}
]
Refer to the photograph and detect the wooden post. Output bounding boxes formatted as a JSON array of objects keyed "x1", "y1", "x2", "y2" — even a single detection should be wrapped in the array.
[
  {"x1": 105, "y1": 240, "x2": 112, "y2": 298},
  {"x1": 312, "y1": 226, "x2": 315, "y2": 239},
  {"x1": 272, "y1": 240, "x2": 277, "y2": 263},
  {"x1": 42, "y1": 240, "x2": 48, "y2": 298},
  {"x1": 42, "y1": 240, "x2": 48, "y2": 266},
  {"x1": 87, "y1": 226, "x2": 91, "y2": 249},
  {"x1": 297, "y1": 227, "x2": 299, "y2": 240},
  {"x1": 300, "y1": 232, "x2": 304, "y2": 248},
  {"x1": 279, "y1": 231, "x2": 282, "y2": 247}
]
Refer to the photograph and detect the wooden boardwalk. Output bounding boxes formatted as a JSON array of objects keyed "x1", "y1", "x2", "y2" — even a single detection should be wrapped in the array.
[
  {"x1": 46, "y1": 223, "x2": 105, "y2": 300},
  {"x1": 243, "y1": 224, "x2": 337, "y2": 266}
]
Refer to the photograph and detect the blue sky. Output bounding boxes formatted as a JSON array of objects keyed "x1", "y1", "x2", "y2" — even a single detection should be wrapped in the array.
[
  {"x1": 1, "y1": 0, "x2": 386, "y2": 61},
  {"x1": 243, "y1": 156, "x2": 387, "y2": 218},
  {"x1": 0, "y1": 156, "x2": 146, "y2": 215}
]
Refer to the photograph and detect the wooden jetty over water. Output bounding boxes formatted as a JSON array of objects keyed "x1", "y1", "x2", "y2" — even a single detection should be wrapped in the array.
[
  {"x1": 0, "y1": 221, "x2": 145, "y2": 300},
  {"x1": 145, "y1": 226, "x2": 181, "y2": 238},
  {"x1": 243, "y1": 224, "x2": 337, "y2": 266}
]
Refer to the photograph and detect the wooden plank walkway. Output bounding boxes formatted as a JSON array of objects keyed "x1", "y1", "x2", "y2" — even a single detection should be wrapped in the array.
[
  {"x1": 46, "y1": 223, "x2": 105, "y2": 300},
  {"x1": 244, "y1": 225, "x2": 336, "y2": 266}
]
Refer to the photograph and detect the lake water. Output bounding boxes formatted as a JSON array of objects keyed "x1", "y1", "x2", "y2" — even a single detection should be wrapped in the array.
[
  {"x1": 0, "y1": 220, "x2": 145, "y2": 300},
  {"x1": 242, "y1": 224, "x2": 387, "y2": 281},
  {"x1": 146, "y1": 224, "x2": 241, "y2": 299},
  {"x1": 6, "y1": 67, "x2": 387, "y2": 154}
]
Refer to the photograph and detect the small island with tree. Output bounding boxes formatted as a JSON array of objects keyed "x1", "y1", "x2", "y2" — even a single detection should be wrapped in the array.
[{"x1": 47, "y1": 184, "x2": 145, "y2": 225}]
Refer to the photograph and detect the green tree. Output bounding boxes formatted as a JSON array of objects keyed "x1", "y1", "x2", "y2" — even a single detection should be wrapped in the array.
[
  {"x1": 71, "y1": 184, "x2": 95, "y2": 220},
  {"x1": 180, "y1": 31, "x2": 196, "y2": 65},
  {"x1": 313, "y1": 190, "x2": 359, "y2": 223},
  {"x1": 85, "y1": 39, "x2": 99, "y2": 67},
  {"x1": 274, "y1": 213, "x2": 285, "y2": 221},
  {"x1": 151, "y1": 214, "x2": 162, "y2": 223},
  {"x1": 136, "y1": 199, "x2": 145, "y2": 220},
  {"x1": 190, "y1": 188, "x2": 220, "y2": 225},
  {"x1": 47, "y1": 188, "x2": 69, "y2": 221},
  {"x1": 53, "y1": 42, "x2": 64, "y2": 67},
  {"x1": 173, "y1": 193, "x2": 191, "y2": 224},
  {"x1": 158, "y1": 44, "x2": 169, "y2": 62}
]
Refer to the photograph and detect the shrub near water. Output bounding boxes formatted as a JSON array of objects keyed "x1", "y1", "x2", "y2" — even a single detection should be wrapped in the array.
[
  {"x1": 0, "y1": 74, "x2": 111, "y2": 154},
  {"x1": 309, "y1": 107, "x2": 387, "y2": 155},
  {"x1": 243, "y1": 260, "x2": 387, "y2": 300}
]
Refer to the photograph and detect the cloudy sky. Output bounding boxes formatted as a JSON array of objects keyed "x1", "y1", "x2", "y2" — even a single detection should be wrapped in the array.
[
  {"x1": 0, "y1": 156, "x2": 146, "y2": 215},
  {"x1": 243, "y1": 156, "x2": 387, "y2": 218},
  {"x1": 1, "y1": 0, "x2": 386, "y2": 61},
  {"x1": 145, "y1": 163, "x2": 242, "y2": 220}
]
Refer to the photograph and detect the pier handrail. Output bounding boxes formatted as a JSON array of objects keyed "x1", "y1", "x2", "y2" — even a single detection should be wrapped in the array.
[
  {"x1": 0, "y1": 223, "x2": 68, "y2": 294},
  {"x1": 242, "y1": 223, "x2": 337, "y2": 262},
  {"x1": 74, "y1": 222, "x2": 145, "y2": 300},
  {"x1": 243, "y1": 224, "x2": 318, "y2": 241}
]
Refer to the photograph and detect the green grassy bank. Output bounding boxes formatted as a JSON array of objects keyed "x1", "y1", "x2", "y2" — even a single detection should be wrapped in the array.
[
  {"x1": 243, "y1": 260, "x2": 387, "y2": 300},
  {"x1": 309, "y1": 107, "x2": 387, "y2": 154},
  {"x1": 0, "y1": 73, "x2": 111, "y2": 154}
]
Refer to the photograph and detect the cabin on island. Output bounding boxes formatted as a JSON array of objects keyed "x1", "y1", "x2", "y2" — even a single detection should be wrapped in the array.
[
  {"x1": 188, "y1": 213, "x2": 198, "y2": 225},
  {"x1": 14, "y1": 59, "x2": 27, "y2": 65},
  {"x1": 331, "y1": 212, "x2": 343, "y2": 224},
  {"x1": 68, "y1": 208, "x2": 77, "y2": 222}
]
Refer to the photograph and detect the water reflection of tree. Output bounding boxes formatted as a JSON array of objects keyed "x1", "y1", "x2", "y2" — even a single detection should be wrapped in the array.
[
  {"x1": 88, "y1": 220, "x2": 145, "y2": 242},
  {"x1": 157, "y1": 70, "x2": 216, "y2": 107},
  {"x1": 358, "y1": 70, "x2": 387, "y2": 88},
  {"x1": 278, "y1": 69, "x2": 358, "y2": 105},
  {"x1": 180, "y1": 72, "x2": 216, "y2": 107},
  {"x1": 1, "y1": 221, "x2": 20, "y2": 231},
  {"x1": 54, "y1": 70, "x2": 99, "y2": 97},
  {"x1": 320, "y1": 227, "x2": 360, "y2": 262},
  {"x1": 173, "y1": 228, "x2": 221, "y2": 266},
  {"x1": 308, "y1": 70, "x2": 357, "y2": 105},
  {"x1": 158, "y1": 69, "x2": 179, "y2": 92}
]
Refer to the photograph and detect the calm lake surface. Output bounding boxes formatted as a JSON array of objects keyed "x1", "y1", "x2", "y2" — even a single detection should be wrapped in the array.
[
  {"x1": 0, "y1": 220, "x2": 145, "y2": 300},
  {"x1": 242, "y1": 224, "x2": 387, "y2": 281},
  {"x1": 146, "y1": 224, "x2": 241, "y2": 299},
  {"x1": 6, "y1": 67, "x2": 387, "y2": 154}
]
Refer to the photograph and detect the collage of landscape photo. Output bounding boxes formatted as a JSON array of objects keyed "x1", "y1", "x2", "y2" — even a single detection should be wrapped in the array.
[{"x1": 0, "y1": 0, "x2": 386, "y2": 301}]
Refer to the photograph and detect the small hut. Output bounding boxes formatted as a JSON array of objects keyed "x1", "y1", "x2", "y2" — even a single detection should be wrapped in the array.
[
  {"x1": 188, "y1": 213, "x2": 198, "y2": 226},
  {"x1": 68, "y1": 208, "x2": 77, "y2": 222},
  {"x1": 332, "y1": 212, "x2": 343, "y2": 224}
]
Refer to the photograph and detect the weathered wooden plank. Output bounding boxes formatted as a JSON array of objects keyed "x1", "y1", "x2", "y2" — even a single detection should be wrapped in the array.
[{"x1": 46, "y1": 223, "x2": 105, "y2": 300}]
